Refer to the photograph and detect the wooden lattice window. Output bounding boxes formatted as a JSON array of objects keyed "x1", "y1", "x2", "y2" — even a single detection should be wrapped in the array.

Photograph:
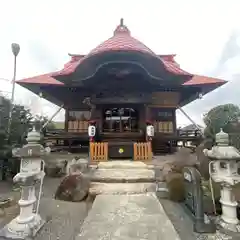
[
  {"x1": 154, "y1": 121, "x2": 174, "y2": 133},
  {"x1": 68, "y1": 111, "x2": 90, "y2": 132}
]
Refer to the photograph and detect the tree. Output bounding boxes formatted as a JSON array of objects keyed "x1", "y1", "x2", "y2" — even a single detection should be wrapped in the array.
[
  {"x1": 203, "y1": 104, "x2": 240, "y2": 150},
  {"x1": 0, "y1": 96, "x2": 33, "y2": 179},
  {"x1": 0, "y1": 96, "x2": 56, "y2": 178},
  {"x1": 0, "y1": 96, "x2": 32, "y2": 145},
  {"x1": 34, "y1": 114, "x2": 56, "y2": 132},
  {"x1": 0, "y1": 96, "x2": 56, "y2": 145},
  {"x1": 203, "y1": 104, "x2": 240, "y2": 139}
]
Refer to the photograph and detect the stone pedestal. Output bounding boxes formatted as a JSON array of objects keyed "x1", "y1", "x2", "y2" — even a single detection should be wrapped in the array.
[
  {"x1": 2, "y1": 214, "x2": 45, "y2": 239},
  {"x1": 220, "y1": 184, "x2": 238, "y2": 225},
  {"x1": 0, "y1": 172, "x2": 45, "y2": 239},
  {"x1": 216, "y1": 184, "x2": 240, "y2": 234}
]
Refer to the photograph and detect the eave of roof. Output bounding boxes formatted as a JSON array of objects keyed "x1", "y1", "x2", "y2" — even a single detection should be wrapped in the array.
[
  {"x1": 16, "y1": 72, "x2": 227, "y2": 87},
  {"x1": 183, "y1": 75, "x2": 227, "y2": 86},
  {"x1": 16, "y1": 73, "x2": 63, "y2": 85}
]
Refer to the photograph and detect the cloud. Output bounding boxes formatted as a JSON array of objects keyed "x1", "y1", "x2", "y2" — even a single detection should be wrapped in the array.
[
  {"x1": 0, "y1": 0, "x2": 239, "y2": 124},
  {"x1": 179, "y1": 28, "x2": 240, "y2": 126}
]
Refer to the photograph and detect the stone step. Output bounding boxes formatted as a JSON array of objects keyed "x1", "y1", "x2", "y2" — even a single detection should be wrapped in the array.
[
  {"x1": 76, "y1": 194, "x2": 181, "y2": 240},
  {"x1": 91, "y1": 168, "x2": 155, "y2": 183},
  {"x1": 89, "y1": 182, "x2": 156, "y2": 196},
  {"x1": 97, "y1": 161, "x2": 148, "y2": 169},
  {"x1": 156, "y1": 182, "x2": 169, "y2": 199}
]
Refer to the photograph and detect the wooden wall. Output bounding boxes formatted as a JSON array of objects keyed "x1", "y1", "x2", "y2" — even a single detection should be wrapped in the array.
[
  {"x1": 150, "y1": 91, "x2": 180, "y2": 107},
  {"x1": 64, "y1": 91, "x2": 179, "y2": 134},
  {"x1": 148, "y1": 91, "x2": 179, "y2": 134}
]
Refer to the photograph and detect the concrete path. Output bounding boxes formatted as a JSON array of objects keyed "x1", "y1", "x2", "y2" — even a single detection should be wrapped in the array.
[{"x1": 76, "y1": 193, "x2": 180, "y2": 240}]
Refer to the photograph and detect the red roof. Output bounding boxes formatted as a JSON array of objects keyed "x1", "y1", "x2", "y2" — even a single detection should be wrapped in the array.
[
  {"x1": 53, "y1": 19, "x2": 190, "y2": 77},
  {"x1": 183, "y1": 75, "x2": 226, "y2": 85},
  {"x1": 16, "y1": 19, "x2": 226, "y2": 87},
  {"x1": 16, "y1": 71, "x2": 226, "y2": 86},
  {"x1": 88, "y1": 22, "x2": 155, "y2": 56},
  {"x1": 17, "y1": 73, "x2": 63, "y2": 85}
]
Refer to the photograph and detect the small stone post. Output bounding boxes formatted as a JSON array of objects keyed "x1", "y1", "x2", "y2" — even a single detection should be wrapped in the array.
[
  {"x1": 204, "y1": 129, "x2": 240, "y2": 234},
  {"x1": 0, "y1": 126, "x2": 49, "y2": 239},
  {"x1": 183, "y1": 167, "x2": 216, "y2": 233}
]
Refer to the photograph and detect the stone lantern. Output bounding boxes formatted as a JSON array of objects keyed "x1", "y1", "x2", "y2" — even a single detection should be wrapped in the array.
[
  {"x1": 0, "y1": 126, "x2": 50, "y2": 239},
  {"x1": 203, "y1": 129, "x2": 240, "y2": 233}
]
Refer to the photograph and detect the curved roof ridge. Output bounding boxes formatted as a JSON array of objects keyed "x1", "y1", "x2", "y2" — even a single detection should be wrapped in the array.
[{"x1": 87, "y1": 19, "x2": 156, "y2": 57}]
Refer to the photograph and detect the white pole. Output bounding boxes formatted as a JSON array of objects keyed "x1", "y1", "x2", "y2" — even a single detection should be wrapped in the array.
[{"x1": 41, "y1": 104, "x2": 64, "y2": 130}]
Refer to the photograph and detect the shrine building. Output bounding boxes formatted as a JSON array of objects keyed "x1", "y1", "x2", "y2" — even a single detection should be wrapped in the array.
[{"x1": 16, "y1": 19, "x2": 226, "y2": 161}]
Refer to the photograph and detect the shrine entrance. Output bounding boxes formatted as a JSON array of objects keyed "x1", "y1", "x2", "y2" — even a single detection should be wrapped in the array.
[
  {"x1": 103, "y1": 107, "x2": 139, "y2": 133},
  {"x1": 100, "y1": 106, "x2": 144, "y2": 159}
]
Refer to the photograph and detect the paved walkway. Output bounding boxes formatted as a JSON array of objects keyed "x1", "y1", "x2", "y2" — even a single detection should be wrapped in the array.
[{"x1": 76, "y1": 194, "x2": 180, "y2": 240}]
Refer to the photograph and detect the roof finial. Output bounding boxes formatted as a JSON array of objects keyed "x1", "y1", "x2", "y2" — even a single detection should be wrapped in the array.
[
  {"x1": 113, "y1": 18, "x2": 130, "y2": 36},
  {"x1": 120, "y1": 18, "x2": 124, "y2": 26}
]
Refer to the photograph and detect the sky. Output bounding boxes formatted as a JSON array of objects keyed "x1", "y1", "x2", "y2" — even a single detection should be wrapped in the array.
[{"x1": 0, "y1": 0, "x2": 240, "y2": 126}]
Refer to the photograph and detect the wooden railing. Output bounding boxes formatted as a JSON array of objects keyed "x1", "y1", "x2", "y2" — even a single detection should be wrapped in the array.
[
  {"x1": 89, "y1": 142, "x2": 108, "y2": 163},
  {"x1": 177, "y1": 129, "x2": 202, "y2": 137},
  {"x1": 133, "y1": 142, "x2": 152, "y2": 161}
]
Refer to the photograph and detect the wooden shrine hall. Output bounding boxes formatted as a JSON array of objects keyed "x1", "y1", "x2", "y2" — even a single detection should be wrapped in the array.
[{"x1": 16, "y1": 19, "x2": 227, "y2": 161}]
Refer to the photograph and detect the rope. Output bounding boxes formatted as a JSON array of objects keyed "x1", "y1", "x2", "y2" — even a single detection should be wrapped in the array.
[
  {"x1": 209, "y1": 161, "x2": 217, "y2": 215},
  {"x1": 36, "y1": 159, "x2": 45, "y2": 214}
]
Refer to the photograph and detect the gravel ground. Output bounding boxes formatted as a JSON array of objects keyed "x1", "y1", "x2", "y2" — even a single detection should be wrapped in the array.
[
  {"x1": 35, "y1": 199, "x2": 91, "y2": 240},
  {"x1": 0, "y1": 177, "x2": 92, "y2": 240},
  {"x1": 35, "y1": 177, "x2": 92, "y2": 240}
]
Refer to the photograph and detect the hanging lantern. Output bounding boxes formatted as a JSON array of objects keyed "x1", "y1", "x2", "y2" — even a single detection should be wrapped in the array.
[{"x1": 146, "y1": 124, "x2": 154, "y2": 137}]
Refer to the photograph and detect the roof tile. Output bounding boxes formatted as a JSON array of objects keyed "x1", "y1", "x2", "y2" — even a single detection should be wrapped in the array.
[
  {"x1": 53, "y1": 19, "x2": 190, "y2": 76},
  {"x1": 183, "y1": 75, "x2": 226, "y2": 85},
  {"x1": 16, "y1": 73, "x2": 63, "y2": 85}
]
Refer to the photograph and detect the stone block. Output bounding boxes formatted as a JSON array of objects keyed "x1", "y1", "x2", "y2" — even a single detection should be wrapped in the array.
[
  {"x1": 156, "y1": 182, "x2": 169, "y2": 199},
  {"x1": 97, "y1": 161, "x2": 148, "y2": 169},
  {"x1": 55, "y1": 173, "x2": 90, "y2": 202},
  {"x1": 66, "y1": 158, "x2": 89, "y2": 175},
  {"x1": 91, "y1": 168, "x2": 155, "y2": 183},
  {"x1": 89, "y1": 182, "x2": 156, "y2": 196}
]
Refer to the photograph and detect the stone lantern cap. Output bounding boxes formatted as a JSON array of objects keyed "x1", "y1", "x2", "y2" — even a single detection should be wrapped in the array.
[
  {"x1": 12, "y1": 126, "x2": 47, "y2": 158},
  {"x1": 215, "y1": 128, "x2": 229, "y2": 146},
  {"x1": 203, "y1": 129, "x2": 240, "y2": 160},
  {"x1": 26, "y1": 126, "x2": 41, "y2": 143}
]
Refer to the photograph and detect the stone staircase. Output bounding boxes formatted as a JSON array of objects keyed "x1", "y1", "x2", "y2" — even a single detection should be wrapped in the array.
[
  {"x1": 89, "y1": 161, "x2": 156, "y2": 196},
  {"x1": 152, "y1": 142, "x2": 171, "y2": 155}
]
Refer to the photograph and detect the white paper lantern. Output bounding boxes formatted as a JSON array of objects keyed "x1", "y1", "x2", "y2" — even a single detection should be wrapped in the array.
[{"x1": 88, "y1": 125, "x2": 96, "y2": 137}]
